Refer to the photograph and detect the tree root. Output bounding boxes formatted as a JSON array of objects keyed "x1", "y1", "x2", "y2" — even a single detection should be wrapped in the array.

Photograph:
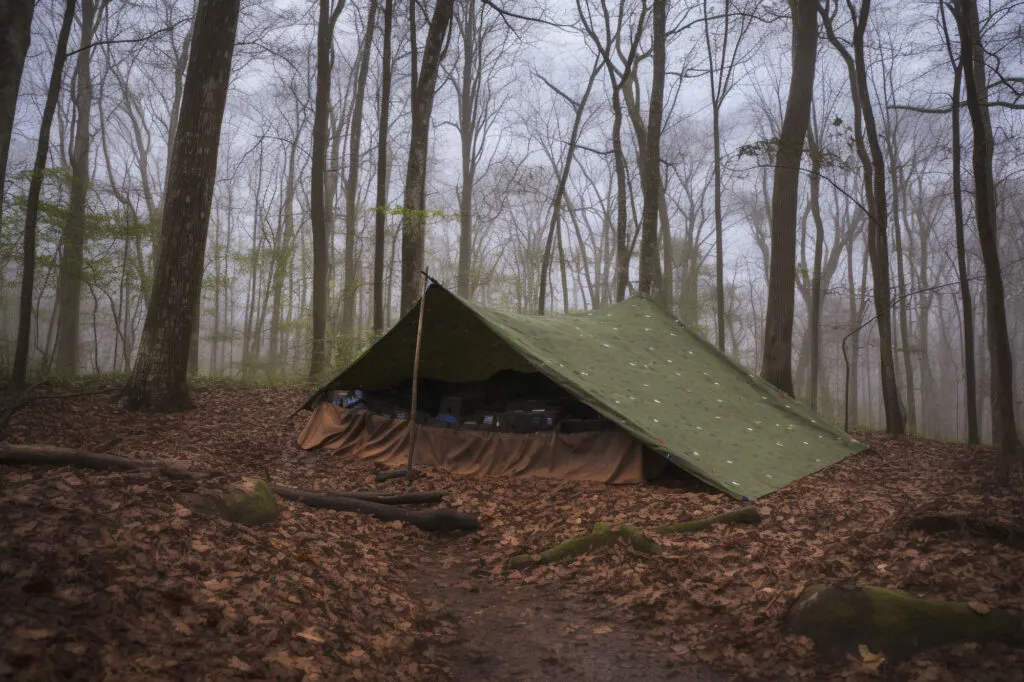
[
  {"x1": 787, "y1": 583, "x2": 1024, "y2": 662},
  {"x1": 509, "y1": 507, "x2": 761, "y2": 568},
  {"x1": 0, "y1": 444, "x2": 475, "y2": 533}
]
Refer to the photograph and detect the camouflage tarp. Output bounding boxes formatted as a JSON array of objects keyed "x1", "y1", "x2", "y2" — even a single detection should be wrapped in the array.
[{"x1": 307, "y1": 285, "x2": 866, "y2": 499}]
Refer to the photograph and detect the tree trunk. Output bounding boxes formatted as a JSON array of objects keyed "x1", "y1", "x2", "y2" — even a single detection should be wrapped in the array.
[
  {"x1": 0, "y1": 0, "x2": 34, "y2": 214},
  {"x1": 11, "y1": 0, "x2": 77, "y2": 388},
  {"x1": 611, "y1": 83, "x2": 629, "y2": 302},
  {"x1": 399, "y1": 0, "x2": 455, "y2": 314},
  {"x1": 889, "y1": 153, "x2": 917, "y2": 432},
  {"x1": 309, "y1": 0, "x2": 346, "y2": 379},
  {"x1": 455, "y1": 0, "x2": 476, "y2": 299},
  {"x1": 819, "y1": 0, "x2": 904, "y2": 434},
  {"x1": 537, "y1": 58, "x2": 601, "y2": 315},
  {"x1": 121, "y1": 0, "x2": 240, "y2": 411},
  {"x1": 373, "y1": 0, "x2": 393, "y2": 332},
  {"x1": 760, "y1": 0, "x2": 817, "y2": 396},
  {"x1": 950, "y1": 64, "x2": 979, "y2": 444},
  {"x1": 340, "y1": 0, "x2": 378, "y2": 336},
  {"x1": 54, "y1": 0, "x2": 96, "y2": 375},
  {"x1": 806, "y1": 130, "x2": 825, "y2": 410},
  {"x1": 637, "y1": 0, "x2": 665, "y2": 302},
  {"x1": 955, "y1": 0, "x2": 1022, "y2": 461}
]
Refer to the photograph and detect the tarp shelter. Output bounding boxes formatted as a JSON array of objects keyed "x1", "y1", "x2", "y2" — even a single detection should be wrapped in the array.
[{"x1": 299, "y1": 284, "x2": 866, "y2": 500}]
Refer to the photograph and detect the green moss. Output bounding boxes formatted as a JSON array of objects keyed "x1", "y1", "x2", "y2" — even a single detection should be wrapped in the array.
[
  {"x1": 656, "y1": 507, "x2": 761, "y2": 534},
  {"x1": 216, "y1": 478, "x2": 280, "y2": 526},
  {"x1": 509, "y1": 523, "x2": 663, "y2": 568},
  {"x1": 788, "y1": 584, "x2": 1024, "y2": 662}
]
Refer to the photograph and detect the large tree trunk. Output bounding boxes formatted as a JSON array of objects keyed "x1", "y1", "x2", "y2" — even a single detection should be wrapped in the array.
[
  {"x1": 950, "y1": 64, "x2": 980, "y2": 444},
  {"x1": 54, "y1": 0, "x2": 96, "y2": 376},
  {"x1": 373, "y1": 0, "x2": 394, "y2": 332},
  {"x1": 612, "y1": 83, "x2": 629, "y2": 302},
  {"x1": 955, "y1": 0, "x2": 1022, "y2": 460},
  {"x1": 340, "y1": 0, "x2": 378, "y2": 336},
  {"x1": 121, "y1": 0, "x2": 240, "y2": 411},
  {"x1": 309, "y1": 0, "x2": 346, "y2": 378},
  {"x1": 455, "y1": 0, "x2": 475, "y2": 299},
  {"x1": 11, "y1": 0, "x2": 77, "y2": 389},
  {"x1": 399, "y1": 0, "x2": 455, "y2": 314},
  {"x1": 760, "y1": 0, "x2": 817, "y2": 396},
  {"x1": 636, "y1": 0, "x2": 665, "y2": 302},
  {"x1": 0, "y1": 0, "x2": 34, "y2": 214}
]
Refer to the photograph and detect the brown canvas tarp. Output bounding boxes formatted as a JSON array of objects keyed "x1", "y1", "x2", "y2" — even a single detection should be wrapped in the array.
[{"x1": 298, "y1": 402, "x2": 649, "y2": 484}]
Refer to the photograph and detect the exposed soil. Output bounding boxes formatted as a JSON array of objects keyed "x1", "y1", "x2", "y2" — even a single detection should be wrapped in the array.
[{"x1": 408, "y1": 544, "x2": 726, "y2": 681}]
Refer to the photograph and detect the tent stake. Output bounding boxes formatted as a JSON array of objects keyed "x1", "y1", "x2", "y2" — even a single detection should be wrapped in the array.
[{"x1": 406, "y1": 269, "x2": 429, "y2": 476}]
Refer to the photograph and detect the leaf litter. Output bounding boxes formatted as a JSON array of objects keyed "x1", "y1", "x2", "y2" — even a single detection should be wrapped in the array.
[{"x1": 2, "y1": 388, "x2": 1023, "y2": 680}]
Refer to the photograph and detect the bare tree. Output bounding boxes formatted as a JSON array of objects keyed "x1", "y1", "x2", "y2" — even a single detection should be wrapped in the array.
[
  {"x1": 536, "y1": 58, "x2": 602, "y2": 315},
  {"x1": 760, "y1": 0, "x2": 817, "y2": 396},
  {"x1": 0, "y1": 0, "x2": 34, "y2": 213},
  {"x1": 373, "y1": 0, "x2": 394, "y2": 332},
  {"x1": 938, "y1": 3, "x2": 979, "y2": 444},
  {"x1": 701, "y1": 0, "x2": 755, "y2": 349},
  {"x1": 54, "y1": 0, "x2": 101, "y2": 375},
  {"x1": 340, "y1": 0, "x2": 379, "y2": 336},
  {"x1": 11, "y1": 0, "x2": 78, "y2": 388},
  {"x1": 399, "y1": 0, "x2": 455, "y2": 313},
  {"x1": 122, "y1": 0, "x2": 240, "y2": 410},
  {"x1": 818, "y1": 0, "x2": 904, "y2": 434},
  {"x1": 950, "y1": 0, "x2": 1022, "y2": 460},
  {"x1": 310, "y1": 0, "x2": 347, "y2": 379},
  {"x1": 637, "y1": 0, "x2": 666, "y2": 300}
]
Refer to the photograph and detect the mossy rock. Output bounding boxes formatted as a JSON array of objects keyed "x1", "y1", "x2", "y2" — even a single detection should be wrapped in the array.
[
  {"x1": 787, "y1": 583, "x2": 1024, "y2": 662},
  {"x1": 215, "y1": 478, "x2": 280, "y2": 526}
]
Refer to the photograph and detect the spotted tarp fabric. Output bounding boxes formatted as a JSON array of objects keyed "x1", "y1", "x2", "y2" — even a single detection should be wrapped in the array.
[{"x1": 311, "y1": 285, "x2": 866, "y2": 500}]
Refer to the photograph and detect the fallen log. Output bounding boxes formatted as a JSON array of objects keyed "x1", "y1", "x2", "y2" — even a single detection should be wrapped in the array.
[
  {"x1": 786, "y1": 583, "x2": 1024, "y2": 662},
  {"x1": 655, "y1": 506, "x2": 762, "y2": 534},
  {"x1": 272, "y1": 486, "x2": 478, "y2": 532},
  {"x1": 509, "y1": 507, "x2": 761, "y2": 568},
  {"x1": 0, "y1": 444, "x2": 208, "y2": 480},
  {"x1": 905, "y1": 513, "x2": 1024, "y2": 548},
  {"x1": 374, "y1": 468, "x2": 425, "y2": 483},
  {"x1": 271, "y1": 485, "x2": 442, "y2": 506},
  {"x1": 0, "y1": 444, "x2": 475, "y2": 532}
]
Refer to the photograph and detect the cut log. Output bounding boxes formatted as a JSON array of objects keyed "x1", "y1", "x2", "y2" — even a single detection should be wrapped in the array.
[
  {"x1": 655, "y1": 507, "x2": 762, "y2": 534},
  {"x1": 787, "y1": 583, "x2": 1024, "y2": 662},
  {"x1": 509, "y1": 522, "x2": 662, "y2": 569},
  {"x1": 0, "y1": 444, "x2": 475, "y2": 532},
  {"x1": 271, "y1": 486, "x2": 478, "y2": 532}
]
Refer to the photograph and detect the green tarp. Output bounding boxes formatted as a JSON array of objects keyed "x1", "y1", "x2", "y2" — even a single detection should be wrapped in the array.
[{"x1": 310, "y1": 285, "x2": 866, "y2": 500}]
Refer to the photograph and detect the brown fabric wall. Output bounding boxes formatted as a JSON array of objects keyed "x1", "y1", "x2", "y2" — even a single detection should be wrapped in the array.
[{"x1": 298, "y1": 403, "x2": 646, "y2": 484}]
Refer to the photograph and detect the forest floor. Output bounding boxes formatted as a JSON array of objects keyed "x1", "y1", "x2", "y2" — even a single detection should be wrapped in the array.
[{"x1": 2, "y1": 386, "x2": 1024, "y2": 681}]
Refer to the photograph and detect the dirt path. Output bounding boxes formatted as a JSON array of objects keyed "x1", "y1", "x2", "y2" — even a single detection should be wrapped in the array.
[{"x1": 408, "y1": 540, "x2": 727, "y2": 682}]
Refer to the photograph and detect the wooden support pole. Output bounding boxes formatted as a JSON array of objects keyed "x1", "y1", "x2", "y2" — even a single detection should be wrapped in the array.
[{"x1": 406, "y1": 268, "x2": 429, "y2": 474}]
